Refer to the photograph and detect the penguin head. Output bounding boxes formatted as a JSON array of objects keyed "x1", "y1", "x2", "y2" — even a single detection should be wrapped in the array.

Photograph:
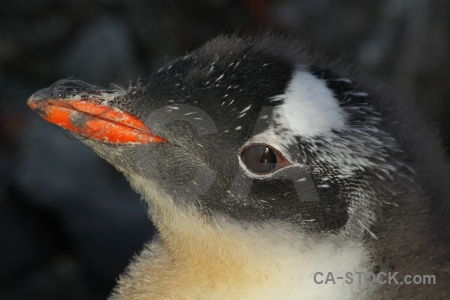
[{"x1": 28, "y1": 36, "x2": 406, "y2": 238}]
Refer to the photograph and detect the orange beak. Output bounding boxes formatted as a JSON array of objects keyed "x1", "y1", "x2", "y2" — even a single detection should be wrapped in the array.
[{"x1": 28, "y1": 95, "x2": 167, "y2": 144}]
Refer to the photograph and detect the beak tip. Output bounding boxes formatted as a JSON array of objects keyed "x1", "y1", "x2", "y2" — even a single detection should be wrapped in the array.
[
  {"x1": 27, "y1": 94, "x2": 42, "y2": 111},
  {"x1": 27, "y1": 94, "x2": 35, "y2": 106},
  {"x1": 28, "y1": 88, "x2": 50, "y2": 107}
]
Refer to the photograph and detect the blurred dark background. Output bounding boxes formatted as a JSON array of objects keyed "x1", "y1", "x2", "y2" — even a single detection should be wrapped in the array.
[{"x1": 1, "y1": 0, "x2": 449, "y2": 299}]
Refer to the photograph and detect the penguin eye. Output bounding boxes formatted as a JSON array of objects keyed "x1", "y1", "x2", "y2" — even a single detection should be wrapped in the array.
[{"x1": 240, "y1": 144, "x2": 289, "y2": 174}]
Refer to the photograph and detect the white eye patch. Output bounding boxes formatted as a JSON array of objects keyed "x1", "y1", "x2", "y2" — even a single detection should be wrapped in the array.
[{"x1": 272, "y1": 69, "x2": 348, "y2": 137}]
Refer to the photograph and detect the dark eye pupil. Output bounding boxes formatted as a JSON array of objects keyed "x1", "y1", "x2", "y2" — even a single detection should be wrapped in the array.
[{"x1": 241, "y1": 145, "x2": 279, "y2": 174}]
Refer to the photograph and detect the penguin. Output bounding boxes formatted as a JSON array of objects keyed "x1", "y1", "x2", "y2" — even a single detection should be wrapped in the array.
[{"x1": 28, "y1": 35, "x2": 450, "y2": 299}]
